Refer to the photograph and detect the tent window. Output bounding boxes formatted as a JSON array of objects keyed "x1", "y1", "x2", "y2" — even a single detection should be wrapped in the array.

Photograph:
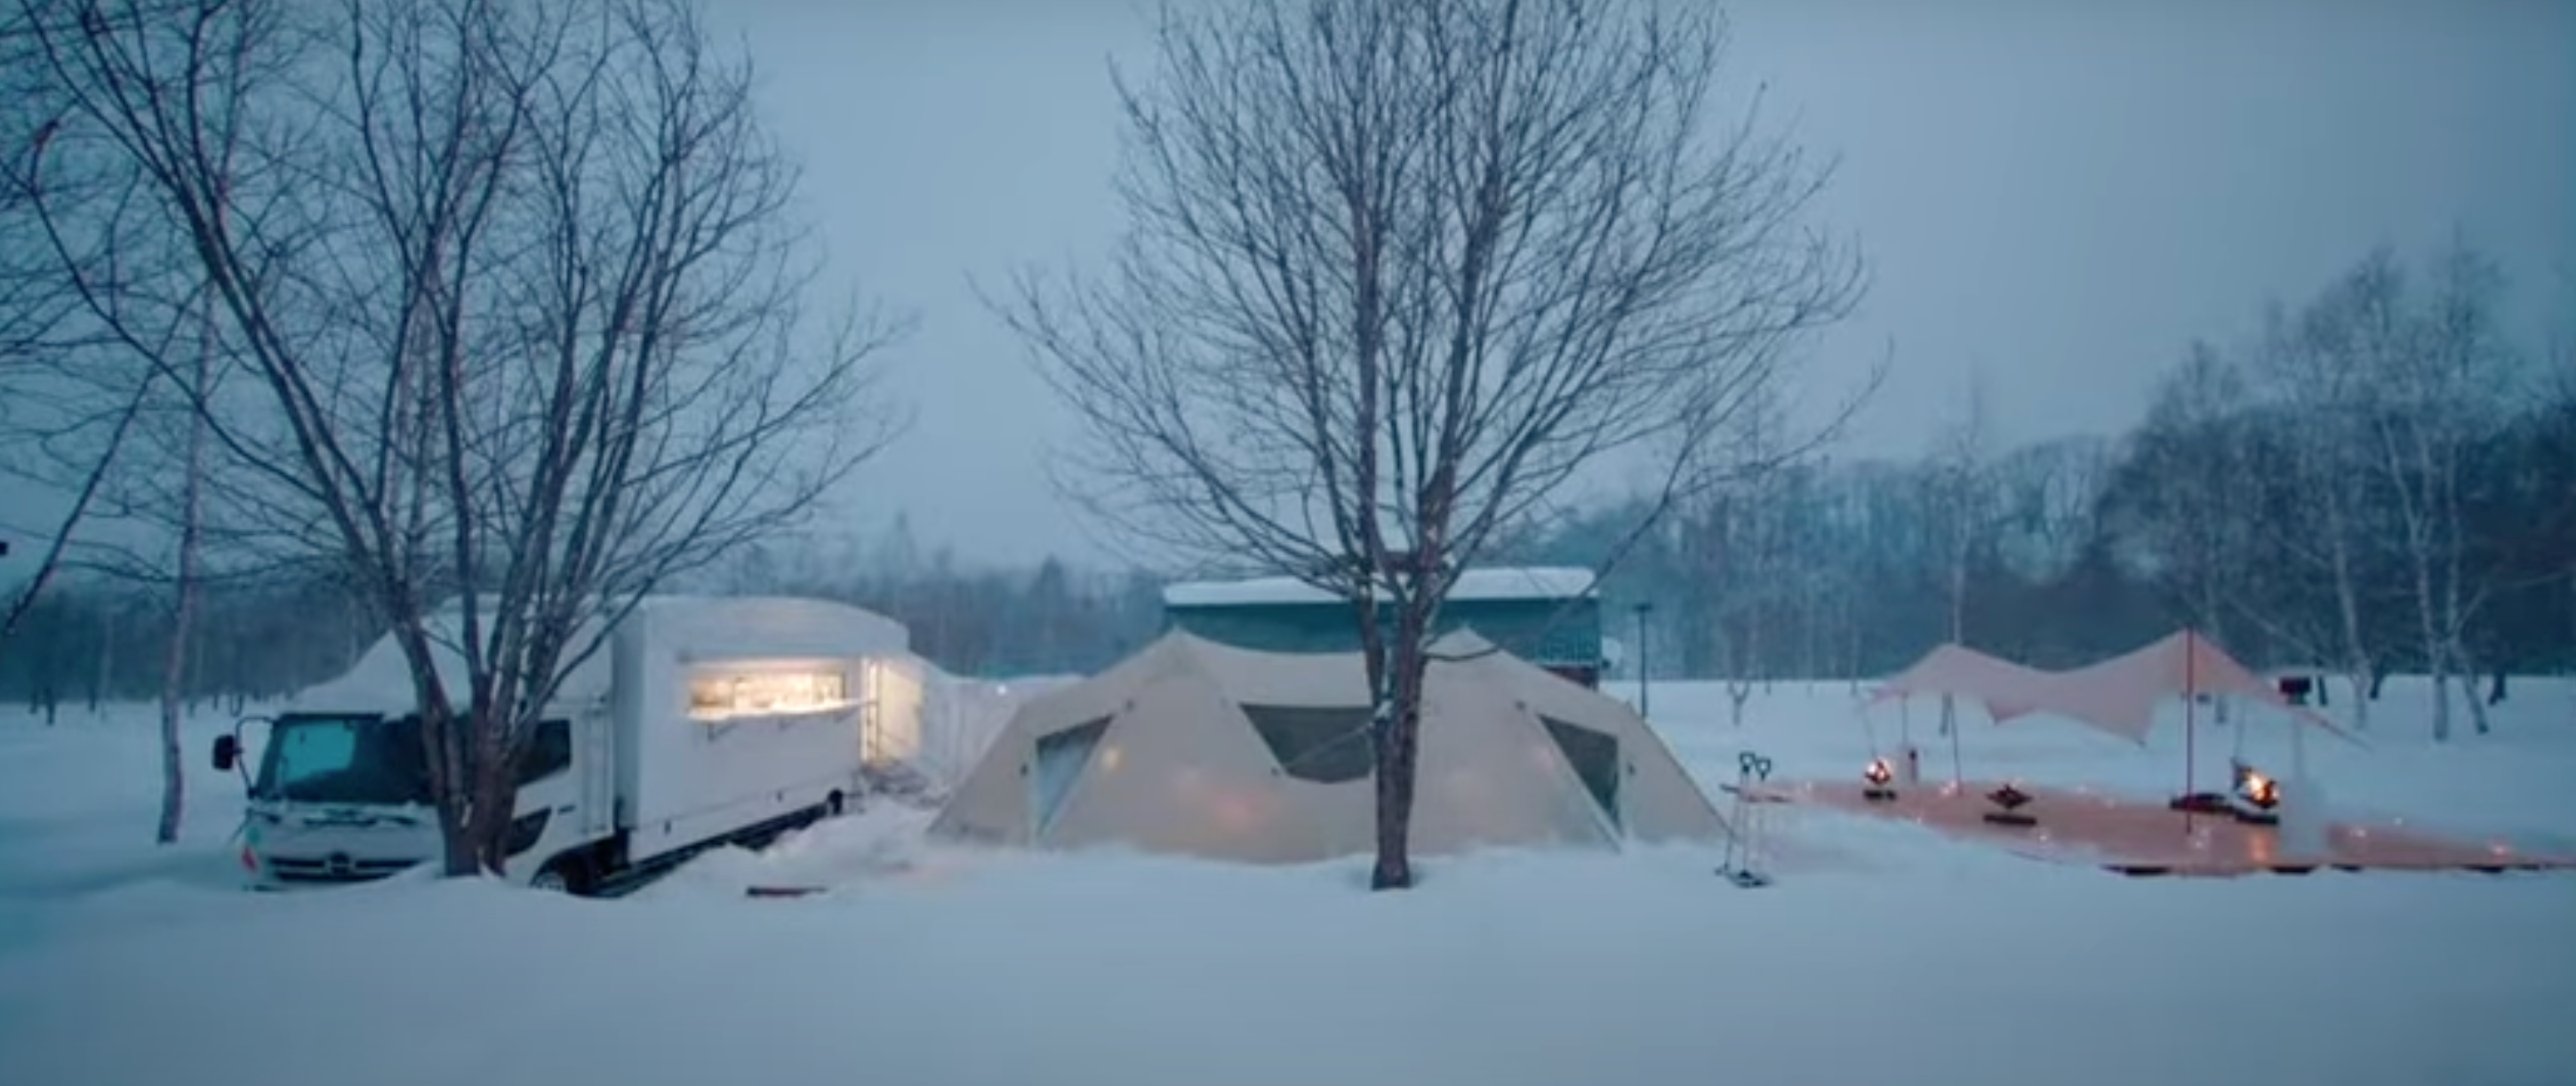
[
  {"x1": 1030, "y1": 716, "x2": 1110, "y2": 835},
  {"x1": 1240, "y1": 705, "x2": 1374, "y2": 784},
  {"x1": 1540, "y1": 716, "x2": 1620, "y2": 829}
]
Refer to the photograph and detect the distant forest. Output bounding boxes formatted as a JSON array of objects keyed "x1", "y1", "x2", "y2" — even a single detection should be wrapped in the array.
[{"x1": 6, "y1": 244, "x2": 2572, "y2": 727}]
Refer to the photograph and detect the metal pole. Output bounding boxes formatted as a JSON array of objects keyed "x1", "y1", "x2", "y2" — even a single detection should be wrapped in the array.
[
  {"x1": 1634, "y1": 603, "x2": 1652, "y2": 718},
  {"x1": 2185, "y1": 631, "x2": 2198, "y2": 836}
]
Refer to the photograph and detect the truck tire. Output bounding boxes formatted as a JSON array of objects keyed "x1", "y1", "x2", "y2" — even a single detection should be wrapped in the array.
[
  {"x1": 532, "y1": 853, "x2": 594, "y2": 897},
  {"x1": 826, "y1": 789, "x2": 846, "y2": 818}
]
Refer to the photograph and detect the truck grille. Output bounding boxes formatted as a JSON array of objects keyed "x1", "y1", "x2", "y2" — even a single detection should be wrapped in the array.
[{"x1": 265, "y1": 853, "x2": 422, "y2": 883}]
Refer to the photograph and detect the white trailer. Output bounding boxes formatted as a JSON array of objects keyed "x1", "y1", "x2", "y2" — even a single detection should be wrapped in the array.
[{"x1": 212, "y1": 595, "x2": 930, "y2": 895}]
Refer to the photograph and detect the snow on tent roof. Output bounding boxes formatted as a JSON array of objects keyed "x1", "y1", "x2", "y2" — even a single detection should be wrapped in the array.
[{"x1": 1161, "y1": 566, "x2": 1599, "y2": 609}]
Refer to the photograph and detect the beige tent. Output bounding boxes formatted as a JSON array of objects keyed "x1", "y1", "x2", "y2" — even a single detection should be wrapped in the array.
[{"x1": 927, "y1": 630, "x2": 1731, "y2": 863}]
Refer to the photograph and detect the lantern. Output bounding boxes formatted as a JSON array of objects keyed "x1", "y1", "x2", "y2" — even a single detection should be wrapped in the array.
[
  {"x1": 2232, "y1": 761, "x2": 2281, "y2": 825},
  {"x1": 1862, "y1": 756, "x2": 1897, "y2": 802}
]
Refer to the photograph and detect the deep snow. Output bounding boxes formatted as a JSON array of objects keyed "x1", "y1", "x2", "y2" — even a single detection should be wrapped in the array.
[{"x1": 3, "y1": 677, "x2": 2572, "y2": 1086}]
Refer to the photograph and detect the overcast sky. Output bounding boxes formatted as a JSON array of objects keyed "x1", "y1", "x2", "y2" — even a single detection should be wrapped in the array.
[
  {"x1": 700, "y1": 0, "x2": 2573, "y2": 566},
  {"x1": 7, "y1": 1, "x2": 2570, "y2": 573}
]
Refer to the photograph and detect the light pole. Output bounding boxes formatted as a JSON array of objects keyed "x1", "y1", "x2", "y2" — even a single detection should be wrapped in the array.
[{"x1": 1633, "y1": 602, "x2": 1653, "y2": 718}]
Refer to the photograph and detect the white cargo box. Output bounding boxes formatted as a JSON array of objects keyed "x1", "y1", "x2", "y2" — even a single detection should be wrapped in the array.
[{"x1": 608, "y1": 597, "x2": 908, "y2": 863}]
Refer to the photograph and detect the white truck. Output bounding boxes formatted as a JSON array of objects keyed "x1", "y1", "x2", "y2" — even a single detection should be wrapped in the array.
[{"x1": 211, "y1": 595, "x2": 933, "y2": 895}]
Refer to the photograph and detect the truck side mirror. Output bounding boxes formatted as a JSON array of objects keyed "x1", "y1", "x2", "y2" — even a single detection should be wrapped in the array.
[{"x1": 212, "y1": 733, "x2": 239, "y2": 772}]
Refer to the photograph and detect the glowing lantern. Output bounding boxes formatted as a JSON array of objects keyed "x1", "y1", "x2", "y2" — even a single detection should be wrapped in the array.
[
  {"x1": 1862, "y1": 757, "x2": 1897, "y2": 803},
  {"x1": 2236, "y1": 769, "x2": 2279, "y2": 811},
  {"x1": 2230, "y1": 761, "x2": 2281, "y2": 825}
]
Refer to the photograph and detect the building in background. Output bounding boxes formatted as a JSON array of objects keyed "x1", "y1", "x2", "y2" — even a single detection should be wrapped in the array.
[{"x1": 1160, "y1": 566, "x2": 1604, "y2": 688}]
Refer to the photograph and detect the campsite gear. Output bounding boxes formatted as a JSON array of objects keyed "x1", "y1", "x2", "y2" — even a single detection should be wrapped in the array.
[
  {"x1": 2226, "y1": 760, "x2": 2282, "y2": 826},
  {"x1": 1862, "y1": 756, "x2": 1898, "y2": 802},
  {"x1": 1982, "y1": 782, "x2": 2036, "y2": 827},
  {"x1": 2276, "y1": 675, "x2": 2313, "y2": 706},
  {"x1": 1719, "y1": 751, "x2": 1776, "y2": 888},
  {"x1": 928, "y1": 630, "x2": 1730, "y2": 863}
]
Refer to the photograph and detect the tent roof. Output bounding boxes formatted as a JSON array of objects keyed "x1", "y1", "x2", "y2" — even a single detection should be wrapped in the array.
[{"x1": 1870, "y1": 631, "x2": 2353, "y2": 745}]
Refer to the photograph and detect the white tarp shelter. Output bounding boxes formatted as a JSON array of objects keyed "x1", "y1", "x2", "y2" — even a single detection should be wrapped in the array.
[
  {"x1": 927, "y1": 630, "x2": 1729, "y2": 864},
  {"x1": 1868, "y1": 631, "x2": 2350, "y2": 743},
  {"x1": 1867, "y1": 630, "x2": 2357, "y2": 795}
]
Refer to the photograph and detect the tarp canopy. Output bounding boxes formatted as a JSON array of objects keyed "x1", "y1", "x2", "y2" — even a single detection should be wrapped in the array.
[
  {"x1": 928, "y1": 630, "x2": 1730, "y2": 864},
  {"x1": 1869, "y1": 631, "x2": 2353, "y2": 745}
]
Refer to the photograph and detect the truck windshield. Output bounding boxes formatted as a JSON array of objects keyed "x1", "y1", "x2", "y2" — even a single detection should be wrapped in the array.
[{"x1": 254, "y1": 715, "x2": 434, "y2": 806}]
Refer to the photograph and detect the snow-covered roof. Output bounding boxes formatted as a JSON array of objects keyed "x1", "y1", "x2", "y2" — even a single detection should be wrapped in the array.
[
  {"x1": 284, "y1": 595, "x2": 908, "y2": 715},
  {"x1": 1162, "y1": 566, "x2": 1599, "y2": 609}
]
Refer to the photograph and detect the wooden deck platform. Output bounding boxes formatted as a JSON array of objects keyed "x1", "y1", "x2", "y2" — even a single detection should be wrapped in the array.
[{"x1": 1772, "y1": 779, "x2": 2576, "y2": 878}]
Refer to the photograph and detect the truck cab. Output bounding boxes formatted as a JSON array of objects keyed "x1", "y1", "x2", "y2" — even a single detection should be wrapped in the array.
[{"x1": 215, "y1": 710, "x2": 587, "y2": 889}]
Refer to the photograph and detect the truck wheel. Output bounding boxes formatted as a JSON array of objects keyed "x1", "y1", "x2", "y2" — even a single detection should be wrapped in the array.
[{"x1": 531, "y1": 856, "x2": 590, "y2": 897}]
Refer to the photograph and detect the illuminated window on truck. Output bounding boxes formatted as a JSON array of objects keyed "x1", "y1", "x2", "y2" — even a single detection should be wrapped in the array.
[{"x1": 686, "y1": 667, "x2": 852, "y2": 721}]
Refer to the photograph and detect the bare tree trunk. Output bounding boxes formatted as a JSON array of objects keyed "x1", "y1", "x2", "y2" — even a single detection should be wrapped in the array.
[
  {"x1": 421, "y1": 704, "x2": 479, "y2": 878},
  {"x1": 155, "y1": 309, "x2": 215, "y2": 845},
  {"x1": 2329, "y1": 512, "x2": 2372, "y2": 731},
  {"x1": 1844, "y1": 612, "x2": 1862, "y2": 695},
  {"x1": 1725, "y1": 619, "x2": 1756, "y2": 726},
  {"x1": 2444, "y1": 539, "x2": 2491, "y2": 737},
  {"x1": 469, "y1": 707, "x2": 520, "y2": 875},
  {"x1": 92, "y1": 603, "x2": 114, "y2": 712},
  {"x1": 2413, "y1": 544, "x2": 2451, "y2": 740},
  {"x1": 1367, "y1": 604, "x2": 1428, "y2": 891}
]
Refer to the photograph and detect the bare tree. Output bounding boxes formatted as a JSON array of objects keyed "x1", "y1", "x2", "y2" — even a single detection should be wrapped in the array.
[
  {"x1": 1684, "y1": 393, "x2": 1796, "y2": 724},
  {"x1": 17, "y1": 0, "x2": 902, "y2": 874},
  {"x1": 1922, "y1": 377, "x2": 2001, "y2": 735},
  {"x1": 2116, "y1": 343, "x2": 2259, "y2": 641},
  {"x1": 2324, "y1": 243, "x2": 2514, "y2": 739},
  {"x1": 1002, "y1": 0, "x2": 1863, "y2": 889},
  {"x1": 2247, "y1": 292, "x2": 2386, "y2": 727},
  {"x1": 154, "y1": 296, "x2": 216, "y2": 842},
  {"x1": 2411, "y1": 238, "x2": 2516, "y2": 736},
  {"x1": 1925, "y1": 378, "x2": 2008, "y2": 634},
  {"x1": 1990, "y1": 435, "x2": 2108, "y2": 586}
]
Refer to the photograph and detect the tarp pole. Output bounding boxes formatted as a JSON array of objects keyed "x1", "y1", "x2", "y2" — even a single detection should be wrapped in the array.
[
  {"x1": 2184, "y1": 631, "x2": 2198, "y2": 836},
  {"x1": 1948, "y1": 707, "x2": 1964, "y2": 786},
  {"x1": 2291, "y1": 699, "x2": 2310, "y2": 779}
]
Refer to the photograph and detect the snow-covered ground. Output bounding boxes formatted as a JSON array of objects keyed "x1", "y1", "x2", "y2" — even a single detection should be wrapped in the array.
[{"x1": 3, "y1": 678, "x2": 2573, "y2": 1086}]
